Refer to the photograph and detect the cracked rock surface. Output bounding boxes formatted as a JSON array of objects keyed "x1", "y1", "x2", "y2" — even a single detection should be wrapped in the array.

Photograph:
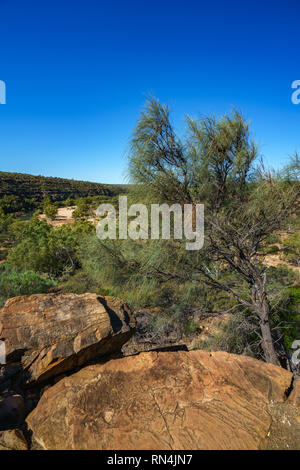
[
  {"x1": 26, "y1": 350, "x2": 298, "y2": 450},
  {"x1": 0, "y1": 293, "x2": 135, "y2": 384}
]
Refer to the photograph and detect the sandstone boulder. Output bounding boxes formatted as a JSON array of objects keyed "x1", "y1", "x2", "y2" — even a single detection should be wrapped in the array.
[
  {"x1": 26, "y1": 350, "x2": 295, "y2": 450},
  {"x1": 0, "y1": 293, "x2": 135, "y2": 384},
  {"x1": 265, "y1": 377, "x2": 300, "y2": 449},
  {"x1": 0, "y1": 429, "x2": 28, "y2": 450}
]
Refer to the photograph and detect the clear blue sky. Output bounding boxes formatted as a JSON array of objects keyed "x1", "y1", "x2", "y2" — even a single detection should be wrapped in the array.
[{"x1": 0, "y1": 0, "x2": 299, "y2": 184}]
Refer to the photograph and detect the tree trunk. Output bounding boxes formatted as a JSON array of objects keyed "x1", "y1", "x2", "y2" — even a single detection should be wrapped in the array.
[
  {"x1": 259, "y1": 316, "x2": 279, "y2": 365},
  {"x1": 252, "y1": 283, "x2": 279, "y2": 366}
]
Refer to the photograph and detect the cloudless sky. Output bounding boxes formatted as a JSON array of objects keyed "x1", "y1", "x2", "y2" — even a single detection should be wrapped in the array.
[{"x1": 0, "y1": 0, "x2": 299, "y2": 183}]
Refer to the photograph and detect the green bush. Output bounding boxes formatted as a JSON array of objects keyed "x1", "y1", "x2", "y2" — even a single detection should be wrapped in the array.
[
  {"x1": 197, "y1": 312, "x2": 260, "y2": 358},
  {"x1": 7, "y1": 218, "x2": 93, "y2": 278},
  {"x1": 59, "y1": 270, "x2": 99, "y2": 294},
  {"x1": 264, "y1": 245, "x2": 280, "y2": 255},
  {"x1": 282, "y1": 232, "x2": 300, "y2": 266},
  {"x1": 44, "y1": 203, "x2": 58, "y2": 220},
  {"x1": 271, "y1": 286, "x2": 300, "y2": 351},
  {"x1": 0, "y1": 264, "x2": 56, "y2": 307}
]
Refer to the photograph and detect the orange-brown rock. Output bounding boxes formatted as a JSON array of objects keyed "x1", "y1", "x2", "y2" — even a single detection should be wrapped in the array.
[
  {"x1": 0, "y1": 429, "x2": 28, "y2": 450},
  {"x1": 26, "y1": 350, "x2": 294, "y2": 450},
  {"x1": 0, "y1": 293, "x2": 135, "y2": 383},
  {"x1": 288, "y1": 378, "x2": 300, "y2": 410}
]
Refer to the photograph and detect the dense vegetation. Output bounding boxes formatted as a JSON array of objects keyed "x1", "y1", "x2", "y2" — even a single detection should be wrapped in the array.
[
  {"x1": 0, "y1": 171, "x2": 127, "y2": 213},
  {"x1": 0, "y1": 100, "x2": 299, "y2": 369},
  {"x1": 84, "y1": 99, "x2": 299, "y2": 367}
]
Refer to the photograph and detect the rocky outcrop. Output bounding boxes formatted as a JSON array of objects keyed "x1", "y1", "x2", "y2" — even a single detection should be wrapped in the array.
[
  {"x1": 26, "y1": 350, "x2": 296, "y2": 450},
  {"x1": 0, "y1": 293, "x2": 135, "y2": 385},
  {"x1": 288, "y1": 378, "x2": 300, "y2": 411},
  {"x1": 265, "y1": 377, "x2": 300, "y2": 449},
  {"x1": 0, "y1": 429, "x2": 28, "y2": 450},
  {"x1": 1, "y1": 292, "x2": 299, "y2": 450}
]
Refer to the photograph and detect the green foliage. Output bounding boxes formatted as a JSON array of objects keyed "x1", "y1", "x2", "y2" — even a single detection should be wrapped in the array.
[
  {"x1": 0, "y1": 195, "x2": 20, "y2": 214},
  {"x1": 72, "y1": 200, "x2": 91, "y2": 220},
  {"x1": 282, "y1": 232, "x2": 300, "y2": 266},
  {"x1": 0, "y1": 171, "x2": 129, "y2": 215},
  {"x1": 7, "y1": 218, "x2": 93, "y2": 278},
  {"x1": 0, "y1": 209, "x2": 15, "y2": 234},
  {"x1": 264, "y1": 233, "x2": 281, "y2": 245},
  {"x1": 185, "y1": 320, "x2": 201, "y2": 334},
  {"x1": 198, "y1": 312, "x2": 260, "y2": 358},
  {"x1": 263, "y1": 265, "x2": 300, "y2": 352},
  {"x1": 59, "y1": 270, "x2": 100, "y2": 294},
  {"x1": 197, "y1": 283, "x2": 300, "y2": 358},
  {"x1": 1, "y1": 100, "x2": 297, "y2": 366},
  {"x1": 85, "y1": 98, "x2": 299, "y2": 365},
  {"x1": 63, "y1": 197, "x2": 75, "y2": 206},
  {"x1": 271, "y1": 285, "x2": 300, "y2": 351},
  {"x1": 0, "y1": 263, "x2": 56, "y2": 307},
  {"x1": 266, "y1": 264, "x2": 297, "y2": 287},
  {"x1": 0, "y1": 171, "x2": 116, "y2": 209},
  {"x1": 264, "y1": 244, "x2": 280, "y2": 255}
]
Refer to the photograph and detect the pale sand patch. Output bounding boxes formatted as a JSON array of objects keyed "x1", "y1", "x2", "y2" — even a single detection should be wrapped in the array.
[
  {"x1": 39, "y1": 206, "x2": 99, "y2": 227},
  {"x1": 39, "y1": 206, "x2": 76, "y2": 227},
  {"x1": 264, "y1": 229, "x2": 300, "y2": 274},
  {"x1": 264, "y1": 254, "x2": 300, "y2": 274}
]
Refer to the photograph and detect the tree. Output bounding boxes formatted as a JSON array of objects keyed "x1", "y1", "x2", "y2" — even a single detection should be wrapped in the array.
[
  {"x1": 0, "y1": 195, "x2": 20, "y2": 214},
  {"x1": 96, "y1": 99, "x2": 299, "y2": 366},
  {"x1": 7, "y1": 218, "x2": 83, "y2": 278},
  {"x1": 0, "y1": 263, "x2": 56, "y2": 307},
  {"x1": 44, "y1": 202, "x2": 58, "y2": 220},
  {"x1": 72, "y1": 199, "x2": 91, "y2": 220}
]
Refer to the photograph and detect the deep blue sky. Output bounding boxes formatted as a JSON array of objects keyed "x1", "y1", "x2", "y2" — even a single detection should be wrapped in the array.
[{"x1": 0, "y1": 0, "x2": 299, "y2": 183}]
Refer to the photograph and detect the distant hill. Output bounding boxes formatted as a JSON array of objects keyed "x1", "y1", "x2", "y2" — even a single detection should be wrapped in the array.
[{"x1": 0, "y1": 171, "x2": 127, "y2": 207}]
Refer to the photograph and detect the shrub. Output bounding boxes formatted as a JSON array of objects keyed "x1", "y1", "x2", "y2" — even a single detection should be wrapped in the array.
[
  {"x1": 44, "y1": 203, "x2": 58, "y2": 220},
  {"x1": 7, "y1": 218, "x2": 88, "y2": 278},
  {"x1": 59, "y1": 270, "x2": 99, "y2": 294},
  {"x1": 264, "y1": 245, "x2": 280, "y2": 255},
  {"x1": 282, "y1": 232, "x2": 300, "y2": 266},
  {"x1": 0, "y1": 264, "x2": 56, "y2": 307}
]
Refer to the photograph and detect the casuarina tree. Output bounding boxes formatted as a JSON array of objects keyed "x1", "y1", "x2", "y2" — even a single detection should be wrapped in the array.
[{"x1": 95, "y1": 99, "x2": 299, "y2": 366}]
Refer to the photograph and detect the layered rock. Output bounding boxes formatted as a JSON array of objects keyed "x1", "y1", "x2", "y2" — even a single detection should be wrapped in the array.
[
  {"x1": 0, "y1": 429, "x2": 28, "y2": 450},
  {"x1": 265, "y1": 377, "x2": 300, "y2": 449},
  {"x1": 0, "y1": 293, "x2": 135, "y2": 384},
  {"x1": 26, "y1": 350, "x2": 296, "y2": 450}
]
